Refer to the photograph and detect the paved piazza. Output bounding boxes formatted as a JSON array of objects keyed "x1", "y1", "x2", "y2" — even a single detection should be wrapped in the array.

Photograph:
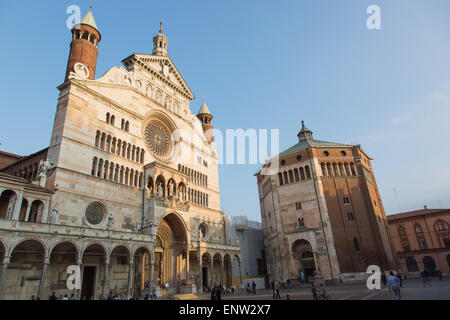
[{"x1": 211, "y1": 278, "x2": 450, "y2": 300}]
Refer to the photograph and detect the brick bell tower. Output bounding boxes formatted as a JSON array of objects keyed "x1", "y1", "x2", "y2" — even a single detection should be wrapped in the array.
[
  {"x1": 64, "y1": 9, "x2": 101, "y2": 81},
  {"x1": 197, "y1": 99, "x2": 214, "y2": 144}
]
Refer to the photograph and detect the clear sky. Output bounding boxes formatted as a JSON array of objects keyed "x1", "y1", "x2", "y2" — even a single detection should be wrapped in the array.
[{"x1": 1, "y1": 1, "x2": 450, "y2": 221}]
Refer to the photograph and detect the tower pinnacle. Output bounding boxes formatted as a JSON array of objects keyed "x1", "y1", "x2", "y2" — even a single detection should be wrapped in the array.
[{"x1": 153, "y1": 22, "x2": 168, "y2": 56}]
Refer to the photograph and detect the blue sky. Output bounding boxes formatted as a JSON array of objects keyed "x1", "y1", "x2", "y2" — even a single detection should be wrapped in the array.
[{"x1": 1, "y1": 1, "x2": 450, "y2": 221}]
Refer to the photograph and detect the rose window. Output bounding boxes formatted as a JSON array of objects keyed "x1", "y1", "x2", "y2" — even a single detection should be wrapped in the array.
[{"x1": 144, "y1": 120, "x2": 173, "y2": 159}]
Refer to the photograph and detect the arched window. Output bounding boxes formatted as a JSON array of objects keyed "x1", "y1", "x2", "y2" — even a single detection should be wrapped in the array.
[
  {"x1": 91, "y1": 157, "x2": 98, "y2": 176},
  {"x1": 121, "y1": 119, "x2": 125, "y2": 130},
  {"x1": 305, "y1": 166, "x2": 311, "y2": 179},
  {"x1": 294, "y1": 168, "x2": 299, "y2": 182},
  {"x1": 106, "y1": 113, "x2": 110, "y2": 124},
  {"x1": 435, "y1": 220, "x2": 450, "y2": 248},
  {"x1": 353, "y1": 238, "x2": 360, "y2": 251},
  {"x1": 414, "y1": 223, "x2": 428, "y2": 250},
  {"x1": 95, "y1": 131, "x2": 101, "y2": 148},
  {"x1": 125, "y1": 121, "x2": 130, "y2": 132},
  {"x1": 398, "y1": 225, "x2": 410, "y2": 251},
  {"x1": 278, "y1": 173, "x2": 284, "y2": 186},
  {"x1": 321, "y1": 163, "x2": 327, "y2": 176},
  {"x1": 110, "y1": 115, "x2": 115, "y2": 126},
  {"x1": 289, "y1": 170, "x2": 294, "y2": 183},
  {"x1": 100, "y1": 133, "x2": 106, "y2": 150},
  {"x1": 283, "y1": 172, "x2": 288, "y2": 184},
  {"x1": 299, "y1": 167, "x2": 305, "y2": 180}
]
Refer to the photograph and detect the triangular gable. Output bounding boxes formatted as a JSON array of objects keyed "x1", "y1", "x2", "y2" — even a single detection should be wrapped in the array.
[{"x1": 122, "y1": 54, "x2": 195, "y2": 100}]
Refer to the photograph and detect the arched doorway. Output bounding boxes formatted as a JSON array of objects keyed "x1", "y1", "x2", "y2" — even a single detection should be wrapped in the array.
[
  {"x1": 9, "y1": 240, "x2": 46, "y2": 299},
  {"x1": 213, "y1": 253, "x2": 223, "y2": 286},
  {"x1": 405, "y1": 257, "x2": 419, "y2": 272},
  {"x1": 133, "y1": 247, "x2": 150, "y2": 297},
  {"x1": 110, "y1": 245, "x2": 130, "y2": 296},
  {"x1": 81, "y1": 244, "x2": 106, "y2": 300},
  {"x1": 155, "y1": 213, "x2": 187, "y2": 294},
  {"x1": 201, "y1": 253, "x2": 212, "y2": 291},
  {"x1": 292, "y1": 239, "x2": 315, "y2": 283},
  {"x1": 48, "y1": 242, "x2": 78, "y2": 298},
  {"x1": 423, "y1": 256, "x2": 437, "y2": 276},
  {"x1": 223, "y1": 254, "x2": 232, "y2": 288}
]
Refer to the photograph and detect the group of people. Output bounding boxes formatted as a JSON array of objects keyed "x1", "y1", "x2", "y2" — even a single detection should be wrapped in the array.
[
  {"x1": 311, "y1": 283, "x2": 329, "y2": 300},
  {"x1": 46, "y1": 292, "x2": 76, "y2": 300},
  {"x1": 99, "y1": 291, "x2": 133, "y2": 300},
  {"x1": 246, "y1": 281, "x2": 257, "y2": 295},
  {"x1": 209, "y1": 284, "x2": 225, "y2": 300}
]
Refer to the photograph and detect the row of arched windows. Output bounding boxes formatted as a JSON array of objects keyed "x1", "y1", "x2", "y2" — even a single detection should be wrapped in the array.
[
  {"x1": 146, "y1": 175, "x2": 209, "y2": 207},
  {"x1": 73, "y1": 30, "x2": 99, "y2": 47},
  {"x1": 91, "y1": 157, "x2": 143, "y2": 188},
  {"x1": 278, "y1": 166, "x2": 312, "y2": 186},
  {"x1": 145, "y1": 85, "x2": 183, "y2": 117},
  {"x1": 106, "y1": 113, "x2": 116, "y2": 126},
  {"x1": 321, "y1": 162, "x2": 357, "y2": 177},
  {"x1": 397, "y1": 220, "x2": 450, "y2": 252},
  {"x1": 95, "y1": 131, "x2": 145, "y2": 164},
  {"x1": 188, "y1": 188, "x2": 209, "y2": 207},
  {"x1": 178, "y1": 164, "x2": 208, "y2": 187},
  {"x1": 13, "y1": 162, "x2": 39, "y2": 181},
  {"x1": 121, "y1": 119, "x2": 130, "y2": 132}
]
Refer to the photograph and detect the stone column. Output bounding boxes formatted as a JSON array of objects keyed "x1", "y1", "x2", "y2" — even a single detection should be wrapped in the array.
[
  {"x1": 198, "y1": 251, "x2": 203, "y2": 292},
  {"x1": 127, "y1": 258, "x2": 134, "y2": 299},
  {"x1": 0, "y1": 256, "x2": 11, "y2": 295},
  {"x1": 41, "y1": 200, "x2": 50, "y2": 223},
  {"x1": 229, "y1": 259, "x2": 233, "y2": 288},
  {"x1": 102, "y1": 259, "x2": 110, "y2": 296},
  {"x1": 24, "y1": 199, "x2": 32, "y2": 222},
  {"x1": 12, "y1": 191, "x2": 24, "y2": 221},
  {"x1": 221, "y1": 259, "x2": 225, "y2": 286},
  {"x1": 209, "y1": 260, "x2": 213, "y2": 287},
  {"x1": 238, "y1": 259, "x2": 243, "y2": 288},
  {"x1": 186, "y1": 250, "x2": 190, "y2": 283},
  {"x1": 149, "y1": 253, "x2": 155, "y2": 292},
  {"x1": 37, "y1": 258, "x2": 49, "y2": 299},
  {"x1": 75, "y1": 258, "x2": 82, "y2": 300}
]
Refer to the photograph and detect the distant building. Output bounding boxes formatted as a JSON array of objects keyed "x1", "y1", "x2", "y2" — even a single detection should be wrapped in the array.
[
  {"x1": 226, "y1": 216, "x2": 267, "y2": 289},
  {"x1": 387, "y1": 207, "x2": 450, "y2": 277},
  {"x1": 256, "y1": 122, "x2": 398, "y2": 284}
]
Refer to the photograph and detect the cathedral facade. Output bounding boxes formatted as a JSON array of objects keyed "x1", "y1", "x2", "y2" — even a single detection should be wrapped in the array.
[
  {"x1": 0, "y1": 11, "x2": 241, "y2": 300},
  {"x1": 256, "y1": 123, "x2": 398, "y2": 284}
]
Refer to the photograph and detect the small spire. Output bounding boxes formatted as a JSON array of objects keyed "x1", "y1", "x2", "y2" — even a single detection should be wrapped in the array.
[
  {"x1": 160, "y1": 21, "x2": 163, "y2": 33},
  {"x1": 302, "y1": 120, "x2": 305, "y2": 128}
]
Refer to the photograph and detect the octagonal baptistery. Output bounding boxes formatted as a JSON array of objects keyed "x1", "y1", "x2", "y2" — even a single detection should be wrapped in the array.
[{"x1": 0, "y1": 12, "x2": 241, "y2": 300}]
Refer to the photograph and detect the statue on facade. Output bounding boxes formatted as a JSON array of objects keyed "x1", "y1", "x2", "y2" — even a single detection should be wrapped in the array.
[
  {"x1": 38, "y1": 159, "x2": 54, "y2": 178},
  {"x1": 157, "y1": 184, "x2": 163, "y2": 198},
  {"x1": 81, "y1": 217, "x2": 88, "y2": 227},
  {"x1": 107, "y1": 214, "x2": 114, "y2": 231},
  {"x1": 49, "y1": 204, "x2": 58, "y2": 224}
]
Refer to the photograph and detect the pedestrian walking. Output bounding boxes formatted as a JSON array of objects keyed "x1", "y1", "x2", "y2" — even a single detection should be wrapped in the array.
[
  {"x1": 387, "y1": 271, "x2": 402, "y2": 300},
  {"x1": 246, "y1": 283, "x2": 251, "y2": 295},
  {"x1": 319, "y1": 283, "x2": 329, "y2": 300},
  {"x1": 273, "y1": 281, "x2": 281, "y2": 299},
  {"x1": 271, "y1": 281, "x2": 275, "y2": 299},
  {"x1": 252, "y1": 281, "x2": 257, "y2": 295},
  {"x1": 49, "y1": 292, "x2": 57, "y2": 300},
  {"x1": 311, "y1": 284, "x2": 318, "y2": 300}
]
